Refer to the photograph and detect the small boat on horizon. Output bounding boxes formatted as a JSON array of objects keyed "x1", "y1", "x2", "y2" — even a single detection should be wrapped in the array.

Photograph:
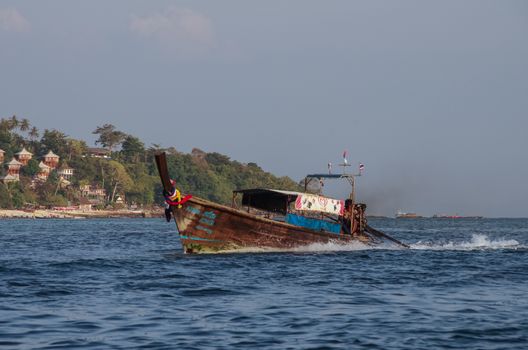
[
  {"x1": 395, "y1": 210, "x2": 422, "y2": 219},
  {"x1": 155, "y1": 153, "x2": 408, "y2": 254}
]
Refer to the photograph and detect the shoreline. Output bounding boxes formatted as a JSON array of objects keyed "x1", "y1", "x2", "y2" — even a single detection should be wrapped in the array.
[{"x1": 0, "y1": 209, "x2": 163, "y2": 219}]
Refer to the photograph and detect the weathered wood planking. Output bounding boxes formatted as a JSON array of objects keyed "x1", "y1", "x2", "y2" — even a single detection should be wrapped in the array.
[{"x1": 172, "y1": 196, "x2": 372, "y2": 254}]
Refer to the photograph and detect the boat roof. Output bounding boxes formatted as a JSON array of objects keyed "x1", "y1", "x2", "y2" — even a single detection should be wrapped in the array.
[
  {"x1": 233, "y1": 188, "x2": 341, "y2": 215},
  {"x1": 233, "y1": 188, "x2": 304, "y2": 196},
  {"x1": 305, "y1": 173, "x2": 355, "y2": 179}
]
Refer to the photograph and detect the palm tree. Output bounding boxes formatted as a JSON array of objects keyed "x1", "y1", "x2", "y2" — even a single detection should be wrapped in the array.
[
  {"x1": 28, "y1": 126, "x2": 39, "y2": 142},
  {"x1": 19, "y1": 118, "x2": 30, "y2": 132},
  {"x1": 0, "y1": 118, "x2": 10, "y2": 131},
  {"x1": 27, "y1": 126, "x2": 40, "y2": 153},
  {"x1": 8, "y1": 115, "x2": 19, "y2": 131}
]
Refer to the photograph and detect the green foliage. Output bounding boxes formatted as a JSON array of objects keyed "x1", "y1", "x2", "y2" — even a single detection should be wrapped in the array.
[
  {"x1": 205, "y1": 152, "x2": 231, "y2": 166},
  {"x1": 69, "y1": 157, "x2": 98, "y2": 185},
  {"x1": 93, "y1": 124, "x2": 126, "y2": 151},
  {"x1": 121, "y1": 135, "x2": 145, "y2": 162},
  {"x1": 42, "y1": 194, "x2": 68, "y2": 207},
  {"x1": 28, "y1": 126, "x2": 39, "y2": 141},
  {"x1": 0, "y1": 184, "x2": 13, "y2": 208},
  {"x1": 32, "y1": 175, "x2": 68, "y2": 207},
  {"x1": 65, "y1": 139, "x2": 88, "y2": 160},
  {"x1": 11, "y1": 188, "x2": 27, "y2": 208},
  {"x1": 165, "y1": 152, "x2": 302, "y2": 205},
  {"x1": 0, "y1": 129, "x2": 15, "y2": 155},
  {"x1": 22, "y1": 185, "x2": 38, "y2": 204},
  {"x1": 40, "y1": 129, "x2": 69, "y2": 157},
  {"x1": 20, "y1": 159, "x2": 40, "y2": 177},
  {"x1": 3, "y1": 182, "x2": 31, "y2": 209},
  {"x1": 125, "y1": 163, "x2": 157, "y2": 205},
  {"x1": 0, "y1": 116, "x2": 303, "y2": 208},
  {"x1": 102, "y1": 160, "x2": 133, "y2": 202}
]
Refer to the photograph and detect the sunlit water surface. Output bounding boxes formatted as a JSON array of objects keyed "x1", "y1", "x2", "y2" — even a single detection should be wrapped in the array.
[{"x1": 1, "y1": 218, "x2": 527, "y2": 349}]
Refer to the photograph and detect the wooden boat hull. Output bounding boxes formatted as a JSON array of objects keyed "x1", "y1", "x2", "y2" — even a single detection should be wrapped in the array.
[{"x1": 171, "y1": 196, "x2": 370, "y2": 254}]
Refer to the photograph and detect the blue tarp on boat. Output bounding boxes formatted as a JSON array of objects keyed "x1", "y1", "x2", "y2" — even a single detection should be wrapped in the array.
[{"x1": 285, "y1": 214, "x2": 341, "y2": 234}]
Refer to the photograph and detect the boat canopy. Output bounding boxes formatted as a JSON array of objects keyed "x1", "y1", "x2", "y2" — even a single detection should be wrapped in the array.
[
  {"x1": 305, "y1": 173, "x2": 354, "y2": 179},
  {"x1": 233, "y1": 188, "x2": 344, "y2": 216},
  {"x1": 233, "y1": 189, "x2": 302, "y2": 214}
]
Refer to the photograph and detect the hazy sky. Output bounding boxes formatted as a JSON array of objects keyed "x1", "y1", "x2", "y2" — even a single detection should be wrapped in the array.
[{"x1": 1, "y1": 1, "x2": 527, "y2": 217}]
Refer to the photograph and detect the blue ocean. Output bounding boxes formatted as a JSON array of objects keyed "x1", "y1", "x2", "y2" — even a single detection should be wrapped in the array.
[{"x1": 1, "y1": 218, "x2": 527, "y2": 349}]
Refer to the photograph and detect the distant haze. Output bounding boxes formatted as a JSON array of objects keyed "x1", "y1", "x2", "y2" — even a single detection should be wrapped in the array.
[{"x1": 1, "y1": 1, "x2": 527, "y2": 217}]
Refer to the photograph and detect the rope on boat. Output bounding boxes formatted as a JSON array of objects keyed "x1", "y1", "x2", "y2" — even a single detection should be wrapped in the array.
[
  {"x1": 163, "y1": 180, "x2": 192, "y2": 208},
  {"x1": 162, "y1": 179, "x2": 192, "y2": 222}
]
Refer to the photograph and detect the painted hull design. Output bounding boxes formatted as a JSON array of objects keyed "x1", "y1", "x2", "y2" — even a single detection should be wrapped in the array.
[{"x1": 172, "y1": 196, "x2": 370, "y2": 254}]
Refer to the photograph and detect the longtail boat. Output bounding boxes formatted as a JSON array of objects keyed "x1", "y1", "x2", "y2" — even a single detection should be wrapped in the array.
[{"x1": 155, "y1": 153, "x2": 408, "y2": 254}]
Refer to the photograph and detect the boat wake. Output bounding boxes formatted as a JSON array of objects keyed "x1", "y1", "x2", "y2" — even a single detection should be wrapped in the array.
[
  {"x1": 292, "y1": 234, "x2": 524, "y2": 252},
  {"x1": 217, "y1": 234, "x2": 524, "y2": 254},
  {"x1": 221, "y1": 240, "x2": 400, "y2": 254},
  {"x1": 218, "y1": 240, "x2": 376, "y2": 254},
  {"x1": 292, "y1": 240, "x2": 377, "y2": 252},
  {"x1": 410, "y1": 234, "x2": 524, "y2": 251}
]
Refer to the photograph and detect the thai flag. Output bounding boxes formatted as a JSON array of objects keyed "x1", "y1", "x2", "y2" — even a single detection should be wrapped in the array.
[
  {"x1": 343, "y1": 150, "x2": 348, "y2": 165},
  {"x1": 359, "y1": 163, "x2": 365, "y2": 171}
]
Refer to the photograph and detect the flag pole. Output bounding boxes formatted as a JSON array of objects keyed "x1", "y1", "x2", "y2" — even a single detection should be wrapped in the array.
[
  {"x1": 350, "y1": 175, "x2": 355, "y2": 236},
  {"x1": 337, "y1": 152, "x2": 363, "y2": 236},
  {"x1": 347, "y1": 163, "x2": 363, "y2": 236}
]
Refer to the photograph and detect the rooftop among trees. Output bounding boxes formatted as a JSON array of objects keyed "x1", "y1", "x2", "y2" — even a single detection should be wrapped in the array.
[{"x1": 0, "y1": 116, "x2": 301, "y2": 209}]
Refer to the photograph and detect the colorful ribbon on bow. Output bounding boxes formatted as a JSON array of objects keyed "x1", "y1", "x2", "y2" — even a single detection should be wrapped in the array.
[{"x1": 163, "y1": 180, "x2": 192, "y2": 209}]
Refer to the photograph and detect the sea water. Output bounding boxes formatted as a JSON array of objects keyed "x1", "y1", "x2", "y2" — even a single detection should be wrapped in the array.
[{"x1": 0, "y1": 218, "x2": 527, "y2": 349}]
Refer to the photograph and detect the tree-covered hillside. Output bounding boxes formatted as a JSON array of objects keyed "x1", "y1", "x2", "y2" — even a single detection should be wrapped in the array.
[{"x1": 0, "y1": 116, "x2": 301, "y2": 209}]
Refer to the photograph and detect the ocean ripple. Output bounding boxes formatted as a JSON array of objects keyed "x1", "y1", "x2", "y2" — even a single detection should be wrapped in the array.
[{"x1": 0, "y1": 218, "x2": 526, "y2": 349}]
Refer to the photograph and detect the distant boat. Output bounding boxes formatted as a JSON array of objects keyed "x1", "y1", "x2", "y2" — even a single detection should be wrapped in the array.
[
  {"x1": 395, "y1": 210, "x2": 422, "y2": 219},
  {"x1": 155, "y1": 153, "x2": 409, "y2": 254}
]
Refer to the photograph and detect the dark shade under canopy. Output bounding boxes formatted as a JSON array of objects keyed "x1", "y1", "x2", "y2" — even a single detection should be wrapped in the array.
[{"x1": 233, "y1": 188, "x2": 302, "y2": 214}]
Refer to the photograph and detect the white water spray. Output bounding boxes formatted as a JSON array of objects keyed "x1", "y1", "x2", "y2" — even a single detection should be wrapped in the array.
[
  {"x1": 218, "y1": 234, "x2": 523, "y2": 254},
  {"x1": 411, "y1": 234, "x2": 522, "y2": 251}
]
